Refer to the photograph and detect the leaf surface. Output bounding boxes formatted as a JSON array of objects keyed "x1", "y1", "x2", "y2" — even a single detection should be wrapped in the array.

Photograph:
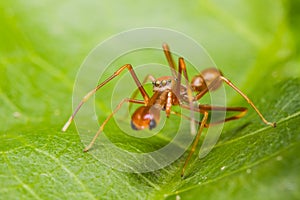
[{"x1": 1, "y1": 0, "x2": 300, "y2": 199}]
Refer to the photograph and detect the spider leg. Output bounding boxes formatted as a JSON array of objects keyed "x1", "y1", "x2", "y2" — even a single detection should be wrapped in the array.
[
  {"x1": 128, "y1": 74, "x2": 156, "y2": 112},
  {"x1": 83, "y1": 98, "x2": 144, "y2": 152},
  {"x1": 177, "y1": 57, "x2": 196, "y2": 135},
  {"x1": 162, "y1": 43, "x2": 177, "y2": 78},
  {"x1": 192, "y1": 74, "x2": 276, "y2": 127},
  {"x1": 62, "y1": 64, "x2": 150, "y2": 131},
  {"x1": 176, "y1": 103, "x2": 249, "y2": 177},
  {"x1": 180, "y1": 110, "x2": 208, "y2": 177},
  {"x1": 220, "y1": 76, "x2": 276, "y2": 127},
  {"x1": 174, "y1": 104, "x2": 248, "y2": 127}
]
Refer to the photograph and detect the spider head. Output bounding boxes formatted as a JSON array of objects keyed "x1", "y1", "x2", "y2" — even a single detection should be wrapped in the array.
[
  {"x1": 131, "y1": 106, "x2": 160, "y2": 130},
  {"x1": 152, "y1": 76, "x2": 173, "y2": 92}
]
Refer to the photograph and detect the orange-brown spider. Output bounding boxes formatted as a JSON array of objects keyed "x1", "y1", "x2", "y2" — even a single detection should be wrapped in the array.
[{"x1": 62, "y1": 43, "x2": 276, "y2": 177}]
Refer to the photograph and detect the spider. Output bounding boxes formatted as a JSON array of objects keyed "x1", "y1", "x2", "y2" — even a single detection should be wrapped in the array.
[{"x1": 62, "y1": 43, "x2": 276, "y2": 177}]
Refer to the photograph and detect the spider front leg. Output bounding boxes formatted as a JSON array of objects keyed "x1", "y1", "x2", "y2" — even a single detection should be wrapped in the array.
[
  {"x1": 62, "y1": 64, "x2": 150, "y2": 132},
  {"x1": 162, "y1": 44, "x2": 195, "y2": 132},
  {"x1": 162, "y1": 43, "x2": 177, "y2": 78},
  {"x1": 128, "y1": 74, "x2": 156, "y2": 112}
]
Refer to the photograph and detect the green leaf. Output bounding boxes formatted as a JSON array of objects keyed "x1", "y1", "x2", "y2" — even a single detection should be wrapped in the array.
[{"x1": 1, "y1": 0, "x2": 300, "y2": 200}]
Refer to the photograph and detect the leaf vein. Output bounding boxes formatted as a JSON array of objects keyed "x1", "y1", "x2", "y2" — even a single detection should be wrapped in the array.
[
  {"x1": 2, "y1": 152, "x2": 42, "y2": 200},
  {"x1": 32, "y1": 147, "x2": 97, "y2": 200}
]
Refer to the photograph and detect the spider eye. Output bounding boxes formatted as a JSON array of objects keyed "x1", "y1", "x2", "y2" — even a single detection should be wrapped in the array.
[
  {"x1": 155, "y1": 81, "x2": 160, "y2": 87},
  {"x1": 161, "y1": 80, "x2": 167, "y2": 86},
  {"x1": 149, "y1": 119, "x2": 156, "y2": 130}
]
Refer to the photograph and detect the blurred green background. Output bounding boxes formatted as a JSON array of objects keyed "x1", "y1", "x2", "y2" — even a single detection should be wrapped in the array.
[{"x1": 1, "y1": 0, "x2": 300, "y2": 199}]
